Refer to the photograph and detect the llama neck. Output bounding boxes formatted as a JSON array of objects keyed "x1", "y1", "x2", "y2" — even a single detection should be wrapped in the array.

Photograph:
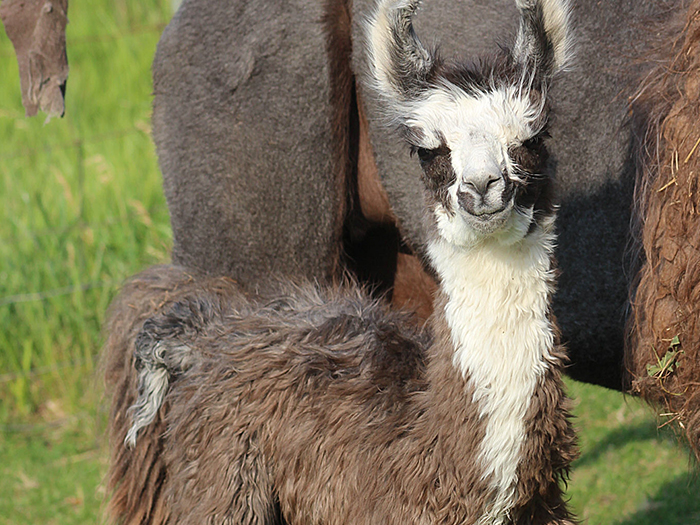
[{"x1": 426, "y1": 220, "x2": 557, "y2": 524}]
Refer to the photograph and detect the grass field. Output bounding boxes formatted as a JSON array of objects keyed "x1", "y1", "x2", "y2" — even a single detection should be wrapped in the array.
[{"x1": 1, "y1": 1, "x2": 698, "y2": 524}]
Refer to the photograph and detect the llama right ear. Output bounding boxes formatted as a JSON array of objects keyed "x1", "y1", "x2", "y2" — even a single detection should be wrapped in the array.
[
  {"x1": 365, "y1": 0, "x2": 436, "y2": 121},
  {"x1": 513, "y1": 0, "x2": 572, "y2": 80}
]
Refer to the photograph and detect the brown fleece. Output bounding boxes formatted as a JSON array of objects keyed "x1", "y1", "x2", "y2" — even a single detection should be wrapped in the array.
[
  {"x1": 513, "y1": 335, "x2": 578, "y2": 525},
  {"x1": 393, "y1": 252, "x2": 437, "y2": 321},
  {"x1": 102, "y1": 265, "x2": 243, "y2": 525},
  {"x1": 629, "y1": 1, "x2": 700, "y2": 461}
]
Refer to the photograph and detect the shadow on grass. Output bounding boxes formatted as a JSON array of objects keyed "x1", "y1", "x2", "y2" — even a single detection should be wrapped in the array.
[
  {"x1": 616, "y1": 473, "x2": 700, "y2": 525},
  {"x1": 575, "y1": 420, "x2": 666, "y2": 468}
]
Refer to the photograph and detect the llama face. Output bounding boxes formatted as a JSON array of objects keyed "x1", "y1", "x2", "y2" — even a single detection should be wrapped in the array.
[
  {"x1": 405, "y1": 78, "x2": 551, "y2": 247},
  {"x1": 366, "y1": 0, "x2": 570, "y2": 247}
]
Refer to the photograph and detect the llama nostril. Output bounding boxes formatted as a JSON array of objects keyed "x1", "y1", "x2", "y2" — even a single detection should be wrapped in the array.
[
  {"x1": 464, "y1": 181, "x2": 480, "y2": 195},
  {"x1": 485, "y1": 176, "x2": 500, "y2": 190},
  {"x1": 463, "y1": 174, "x2": 502, "y2": 197}
]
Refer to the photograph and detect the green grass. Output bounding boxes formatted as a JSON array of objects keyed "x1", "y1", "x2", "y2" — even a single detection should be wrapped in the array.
[
  {"x1": 1, "y1": 0, "x2": 698, "y2": 523},
  {"x1": 0, "y1": 0, "x2": 173, "y2": 421},
  {"x1": 567, "y1": 382, "x2": 699, "y2": 524},
  {"x1": 0, "y1": 411, "x2": 107, "y2": 525}
]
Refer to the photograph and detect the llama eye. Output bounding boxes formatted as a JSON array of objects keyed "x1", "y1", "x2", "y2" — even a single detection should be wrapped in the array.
[
  {"x1": 521, "y1": 131, "x2": 550, "y2": 151},
  {"x1": 411, "y1": 145, "x2": 449, "y2": 165},
  {"x1": 417, "y1": 147, "x2": 438, "y2": 163},
  {"x1": 522, "y1": 137, "x2": 542, "y2": 151},
  {"x1": 510, "y1": 133, "x2": 550, "y2": 174}
]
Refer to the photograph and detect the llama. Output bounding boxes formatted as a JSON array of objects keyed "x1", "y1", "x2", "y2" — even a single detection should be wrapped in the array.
[{"x1": 116, "y1": 0, "x2": 578, "y2": 522}]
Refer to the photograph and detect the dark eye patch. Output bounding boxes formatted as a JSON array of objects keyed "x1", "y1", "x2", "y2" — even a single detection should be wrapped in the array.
[
  {"x1": 508, "y1": 130, "x2": 554, "y2": 219},
  {"x1": 410, "y1": 144, "x2": 451, "y2": 166},
  {"x1": 417, "y1": 147, "x2": 438, "y2": 163},
  {"x1": 509, "y1": 131, "x2": 550, "y2": 174},
  {"x1": 410, "y1": 143, "x2": 455, "y2": 211},
  {"x1": 521, "y1": 135, "x2": 544, "y2": 151}
]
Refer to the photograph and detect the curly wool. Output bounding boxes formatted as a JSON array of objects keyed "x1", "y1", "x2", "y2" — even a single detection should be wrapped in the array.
[{"x1": 628, "y1": 0, "x2": 700, "y2": 461}]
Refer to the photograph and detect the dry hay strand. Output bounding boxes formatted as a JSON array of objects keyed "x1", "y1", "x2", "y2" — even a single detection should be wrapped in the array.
[
  {"x1": 101, "y1": 265, "x2": 241, "y2": 525},
  {"x1": 629, "y1": 1, "x2": 700, "y2": 461}
]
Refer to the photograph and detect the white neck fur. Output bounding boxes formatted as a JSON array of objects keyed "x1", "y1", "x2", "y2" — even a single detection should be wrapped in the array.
[{"x1": 427, "y1": 216, "x2": 557, "y2": 524}]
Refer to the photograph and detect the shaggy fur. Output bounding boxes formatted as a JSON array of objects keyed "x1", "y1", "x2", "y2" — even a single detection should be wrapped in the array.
[
  {"x1": 628, "y1": 0, "x2": 700, "y2": 460},
  {"x1": 123, "y1": 276, "x2": 576, "y2": 524},
  {"x1": 103, "y1": 265, "x2": 243, "y2": 525}
]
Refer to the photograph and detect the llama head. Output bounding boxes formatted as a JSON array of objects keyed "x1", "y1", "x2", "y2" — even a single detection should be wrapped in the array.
[{"x1": 366, "y1": 0, "x2": 572, "y2": 249}]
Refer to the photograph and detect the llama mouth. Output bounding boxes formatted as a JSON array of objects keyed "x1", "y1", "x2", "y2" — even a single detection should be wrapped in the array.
[
  {"x1": 461, "y1": 203, "x2": 513, "y2": 234},
  {"x1": 472, "y1": 209, "x2": 504, "y2": 220}
]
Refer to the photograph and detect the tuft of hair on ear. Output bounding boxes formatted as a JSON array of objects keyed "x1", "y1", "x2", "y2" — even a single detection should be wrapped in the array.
[
  {"x1": 364, "y1": 0, "x2": 437, "y2": 114},
  {"x1": 513, "y1": 0, "x2": 573, "y2": 79}
]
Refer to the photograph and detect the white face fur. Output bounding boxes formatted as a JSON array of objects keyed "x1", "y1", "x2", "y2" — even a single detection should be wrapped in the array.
[
  {"x1": 407, "y1": 82, "x2": 548, "y2": 249},
  {"x1": 414, "y1": 80, "x2": 558, "y2": 525}
]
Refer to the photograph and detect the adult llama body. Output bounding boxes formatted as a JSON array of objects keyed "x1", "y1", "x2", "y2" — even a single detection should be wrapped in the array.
[
  {"x1": 149, "y1": 0, "x2": 700, "y2": 456},
  {"x1": 105, "y1": 0, "x2": 578, "y2": 523},
  {"x1": 151, "y1": 0, "x2": 683, "y2": 393}
]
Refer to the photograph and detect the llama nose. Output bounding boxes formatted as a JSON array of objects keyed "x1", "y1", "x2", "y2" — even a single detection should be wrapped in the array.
[
  {"x1": 462, "y1": 173, "x2": 502, "y2": 197},
  {"x1": 457, "y1": 172, "x2": 507, "y2": 216}
]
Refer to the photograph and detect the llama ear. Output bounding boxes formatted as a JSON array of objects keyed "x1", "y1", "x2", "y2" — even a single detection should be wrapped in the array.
[
  {"x1": 513, "y1": 0, "x2": 572, "y2": 80},
  {"x1": 365, "y1": 0, "x2": 436, "y2": 117}
]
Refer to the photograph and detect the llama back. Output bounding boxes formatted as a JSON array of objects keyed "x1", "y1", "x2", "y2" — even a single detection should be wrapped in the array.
[
  {"x1": 127, "y1": 281, "x2": 431, "y2": 444},
  {"x1": 105, "y1": 269, "x2": 429, "y2": 524},
  {"x1": 127, "y1": 286, "x2": 462, "y2": 524}
]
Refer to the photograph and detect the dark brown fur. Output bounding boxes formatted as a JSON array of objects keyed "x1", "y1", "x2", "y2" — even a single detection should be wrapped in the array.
[
  {"x1": 628, "y1": 0, "x2": 700, "y2": 461},
  {"x1": 102, "y1": 265, "x2": 243, "y2": 525},
  {"x1": 513, "y1": 331, "x2": 578, "y2": 524}
]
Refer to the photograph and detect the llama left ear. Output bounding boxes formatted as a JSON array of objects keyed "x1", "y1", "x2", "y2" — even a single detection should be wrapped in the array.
[
  {"x1": 365, "y1": 0, "x2": 436, "y2": 122},
  {"x1": 513, "y1": 0, "x2": 572, "y2": 80}
]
